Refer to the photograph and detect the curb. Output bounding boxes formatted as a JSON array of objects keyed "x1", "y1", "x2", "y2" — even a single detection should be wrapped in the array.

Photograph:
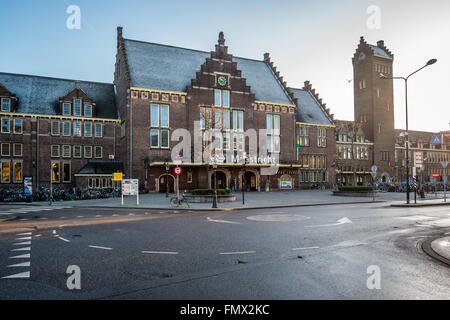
[
  {"x1": 391, "y1": 202, "x2": 450, "y2": 208},
  {"x1": 421, "y1": 236, "x2": 450, "y2": 266},
  {"x1": 59, "y1": 200, "x2": 386, "y2": 212}
]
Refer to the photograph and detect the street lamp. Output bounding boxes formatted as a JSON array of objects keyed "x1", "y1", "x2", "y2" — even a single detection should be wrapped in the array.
[
  {"x1": 212, "y1": 163, "x2": 218, "y2": 208},
  {"x1": 242, "y1": 152, "x2": 247, "y2": 206},
  {"x1": 380, "y1": 58, "x2": 437, "y2": 204},
  {"x1": 165, "y1": 162, "x2": 170, "y2": 198}
]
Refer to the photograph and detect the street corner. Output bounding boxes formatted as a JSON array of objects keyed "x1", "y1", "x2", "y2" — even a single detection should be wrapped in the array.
[{"x1": 421, "y1": 235, "x2": 450, "y2": 266}]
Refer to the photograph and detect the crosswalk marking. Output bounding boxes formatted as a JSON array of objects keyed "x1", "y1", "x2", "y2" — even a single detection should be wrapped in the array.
[
  {"x1": 7, "y1": 262, "x2": 30, "y2": 268},
  {"x1": 13, "y1": 242, "x2": 31, "y2": 246},
  {"x1": 0, "y1": 206, "x2": 72, "y2": 216},
  {"x1": 11, "y1": 247, "x2": 31, "y2": 252},
  {"x1": 9, "y1": 254, "x2": 30, "y2": 259}
]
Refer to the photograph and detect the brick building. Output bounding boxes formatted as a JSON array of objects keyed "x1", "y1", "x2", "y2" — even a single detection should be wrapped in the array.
[
  {"x1": 0, "y1": 29, "x2": 448, "y2": 194},
  {"x1": 0, "y1": 73, "x2": 121, "y2": 191}
]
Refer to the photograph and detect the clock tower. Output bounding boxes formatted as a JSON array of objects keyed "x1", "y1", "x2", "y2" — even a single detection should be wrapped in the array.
[{"x1": 352, "y1": 37, "x2": 395, "y2": 179}]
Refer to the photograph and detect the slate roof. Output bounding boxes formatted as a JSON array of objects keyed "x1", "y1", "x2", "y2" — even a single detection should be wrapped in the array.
[
  {"x1": 77, "y1": 160, "x2": 123, "y2": 175},
  {"x1": 369, "y1": 45, "x2": 392, "y2": 59},
  {"x1": 290, "y1": 88, "x2": 334, "y2": 125},
  {"x1": 123, "y1": 39, "x2": 294, "y2": 105},
  {"x1": 0, "y1": 72, "x2": 118, "y2": 119}
]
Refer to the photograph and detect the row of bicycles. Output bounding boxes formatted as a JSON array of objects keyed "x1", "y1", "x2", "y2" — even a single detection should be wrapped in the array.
[{"x1": 0, "y1": 187, "x2": 121, "y2": 202}]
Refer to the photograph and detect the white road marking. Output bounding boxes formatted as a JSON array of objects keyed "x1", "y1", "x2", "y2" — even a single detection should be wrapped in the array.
[
  {"x1": 128, "y1": 213, "x2": 135, "y2": 216},
  {"x1": 77, "y1": 216, "x2": 84, "y2": 218},
  {"x1": 58, "y1": 225, "x2": 66, "y2": 228},
  {"x1": 88, "y1": 245, "x2": 112, "y2": 250},
  {"x1": 292, "y1": 246, "x2": 320, "y2": 251},
  {"x1": 34, "y1": 234, "x2": 41, "y2": 238},
  {"x1": 52, "y1": 230, "x2": 57, "y2": 234},
  {"x1": 219, "y1": 251, "x2": 256, "y2": 255},
  {"x1": 308, "y1": 217, "x2": 353, "y2": 227},
  {"x1": 207, "y1": 217, "x2": 242, "y2": 225},
  {"x1": 40, "y1": 218, "x2": 48, "y2": 220},
  {"x1": 16, "y1": 237, "x2": 31, "y2": 240},
  {"x1": 17, "y1": 232, "x2": 32, "y2": 236},
  {"x1": 9, "y1": 254, "x2": 30, "y2": 259},
  {"x1": 397, "y1": 215, "x2": 436, "y2": 221},
  {"x1": 11, "y1": 247, "x2": 31, "y2": 252},
  {"x1": 58, "y1": 237, "x2": 70, "y2": 242},
  {"x1": 1, "y1": 271, "x2": 30, "y2": 279},
  {"x1": 142, "y1": 251, "x2": 179, "y2": 255},
  {"x1": 13, "y1": 241, "x2": 31, "y2": 246},
  {"x1": 7, "y1": 261, "x2": 30, "y2": 268},
  {"x1": 112, "y1": 214, "x2": 119, "y2": 216},
  {"x1": 247, "y1": 214, "x2": 309, "y2": 222},
  {"x1": 95, "y1": 215, "x2": 102, "y2": 217}
]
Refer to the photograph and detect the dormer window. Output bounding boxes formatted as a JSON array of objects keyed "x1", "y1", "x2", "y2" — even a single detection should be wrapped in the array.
[
  {"x1": 1, "y1": 98, "x2": 11, "y2": 112},
  {"x1": 63, "y1": 103, "x2": 71, "y2": 116},
  {"x1": 84, "y1": 104, "x2": 92, "y2": 117},
  {"x1": 73, "y1": 99, "x2": 82, "y2": 116}
]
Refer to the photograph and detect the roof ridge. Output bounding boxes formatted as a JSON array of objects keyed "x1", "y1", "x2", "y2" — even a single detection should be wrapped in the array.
[
  {"x1": 0, "y1": 71, "x2": 114, "y2": 86},
  {"x1": 124, "y1": 37, "x2": 264, "y2": 63}
]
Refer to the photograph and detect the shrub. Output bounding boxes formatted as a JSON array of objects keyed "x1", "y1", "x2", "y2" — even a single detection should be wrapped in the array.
[
  {"x1": 338, "y1": 186, "x2": 374, "y2": 192},
  {"x1": 191, "y1": 188, "x2": 231, "y2": 196}
]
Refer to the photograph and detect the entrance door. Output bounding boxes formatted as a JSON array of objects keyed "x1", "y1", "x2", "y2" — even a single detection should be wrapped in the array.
[
  {"x1": 159, "y1": 175, "x2": 175, "y2": 193},
  {"x1": 244, "y1": 171, "x2": 257, "y2": 191},
  {"x1": 211, "y1": 171, "x2": 227, "y2": 189}
]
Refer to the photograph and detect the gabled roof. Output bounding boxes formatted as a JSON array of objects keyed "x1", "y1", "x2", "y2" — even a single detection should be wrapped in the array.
[
  {"x1": 290, "y1": 88, "x2": 334, "y2": 126},
  {"x1": 0, "y1": 72, "x2": 118, "y2": 119},
  {"x1": 123, "y1": 39, "x2": 294, "y2": 105}
]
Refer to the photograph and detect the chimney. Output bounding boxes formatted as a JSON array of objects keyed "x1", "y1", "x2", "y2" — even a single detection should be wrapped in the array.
[
  {"x1": 377, "y1": 40, "x2": 384, "y2": 48},
  {"x1": 75, "y1": 81, "x2": 81, "y2": 89},
  {"x1": 264, "y1": 52, "x2": 270, "y2": 62}
]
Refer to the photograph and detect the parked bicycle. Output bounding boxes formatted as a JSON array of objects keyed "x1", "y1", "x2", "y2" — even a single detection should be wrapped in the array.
[{"x1": 169, "y1": 194, "x2": 190, "y2": 208}]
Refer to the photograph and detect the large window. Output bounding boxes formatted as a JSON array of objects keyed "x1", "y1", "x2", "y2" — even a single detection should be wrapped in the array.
[
  {"x1": 1, "y1": 98, "x2": 11, "y2": 112},
  {"x1": 150, "y1": 104, "x2": 169, "y2": 148},
  {"x1": 73, "y1": 145, "x2": 81, "y2": 158},
  {"x1": 1, "y1": 161, "x2": 10, "y2": 183},
  {"x1": 62, "y1": 121, "x2": 71, "y2": 136},
  {"x1": 266, "y1": 114, "x2": 280, "y2": 153},
  {"x1": 1, "y1": 118, "x2": 10, "y2": 133},
  {"x1": 84, "y1": 122, "x2": 92, "y2": 137},
  {"x1": 51, "y1": 145, "x2": 60, "y2": 158},
  {"x1": 51, "y1": 121, "x2": 60, "y2": 136},
  {"x1": 214, "y1": 90, "x2": 230, "y2": 107},
  {"x1": 51, "y1": 161, "x2": 60, "y2": 183},
  {"x1": 73, "y1": 99, "x2": 82, "y2": 116},
  {"x1": 63, "y1": 163, "x2": 71, "y2": 183},
  {"x1": 1, "y1": 143, "x2": 10, "y2": 156},
  {"x1": 13, "y1": 161, "x2": 22, "y2": 183},
  {"x1": 298, "y1": 126, "x2": 309, "y2": 146},
  {"x1": 84, "y1": 146, "x2": 92, "y2": 158},
  {"x1": 94, "y1": 146, "x2": 103, "y2": 159},
  {"x1": 73, "y1": 122, "x2": 82, "y2": 137},
  {"x1": 13, "y1": 143, "x2": 22, "y2": 157},
  {"x1": 317, "y1": 128, "x2": 327, "y2": 147},
  {"x1": 14, "y1": 119, "x2": 22, "y2": 134},
  {"x1": 63, "y1": 103, "x2": 71, "y2": 116},
  {"x1": 94, "y1": 123, "x2": 102, "y2": 137},
  {"x1": 232, "y1": 110, "x2": 243, "y2": 132},
  {"x1": 62, "y1": 145, "x2": 71, "y2": 158},
  {"x1": 84, "y1": 104, "x2": 92, "y2": 117}
]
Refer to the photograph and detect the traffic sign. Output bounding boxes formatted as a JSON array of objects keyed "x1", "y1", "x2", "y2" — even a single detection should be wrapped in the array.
[
  {"x1": 432, "y1": 172, "x2": 439, "y2": 178},
  {"x1": 371, "y1": 165, "x2": 377, "y2": 173},
  {"x1": 174, "y1": 166, "x2": 182, "y2": 175},
  {"x1": 432, "y1": 135, "x2": 442, "y2": 145},
  {"x1": 112, "y1": 172, "x2": 123, "y2": 181}
]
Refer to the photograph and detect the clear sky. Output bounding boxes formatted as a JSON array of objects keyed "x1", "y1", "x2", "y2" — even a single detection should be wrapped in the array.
[{"x1": 0, "y1": 0, "x2": 449, "y2": 132}]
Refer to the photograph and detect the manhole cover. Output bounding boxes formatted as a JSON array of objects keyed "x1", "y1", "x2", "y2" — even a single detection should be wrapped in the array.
[{"x1": 246, "y1": 214, "x2": 309, "y2": 222}]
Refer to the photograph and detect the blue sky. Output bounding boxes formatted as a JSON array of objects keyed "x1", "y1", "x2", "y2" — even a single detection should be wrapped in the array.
[{"x1": 0, "y1": 0, "x2": 449, "y2": 132}]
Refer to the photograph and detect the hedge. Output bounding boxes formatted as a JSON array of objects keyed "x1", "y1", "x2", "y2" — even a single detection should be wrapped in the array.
[
  {"x1": 191, "y1": 189, "x2": 231, "y2": 196},
  {"x1": 338, "y1": 186, "x2": 374, "y2": 192}
]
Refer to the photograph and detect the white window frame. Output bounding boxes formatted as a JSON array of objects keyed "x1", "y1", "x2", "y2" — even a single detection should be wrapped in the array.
[{"x1": 1, "y1": 98, "x2": 11, "y2": 112}]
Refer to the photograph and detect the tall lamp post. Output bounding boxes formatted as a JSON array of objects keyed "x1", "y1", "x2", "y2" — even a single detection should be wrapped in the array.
[
  {"x1": 165, "y1": 162, "x2": 170, "y2": 198},
  {"x1": 212, "y1": 163, "x2": 218, "y2": 208},
  {"x1": 242, "y1": 152, "x2": 247, "y2": 206},
  {"x1": 381, "y1": 58, "x2": 437, "y2": 204}
]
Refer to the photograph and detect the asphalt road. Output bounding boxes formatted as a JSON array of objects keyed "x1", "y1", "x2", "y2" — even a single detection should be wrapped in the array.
[{"x1": 0, "y1": 202, "x2": 449, "y2": 299}]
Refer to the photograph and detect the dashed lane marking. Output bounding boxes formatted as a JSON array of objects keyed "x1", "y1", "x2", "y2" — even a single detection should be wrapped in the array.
[
  {"x1": 88, "y1": 245, "x2": 112, "y2": 250},
  {"x1": 142, "y1": 251, "x2": 179, "y2": 255},
  {"x1": 58, "y1": 237, "x2": 70, "y2": 242},
  {"x1": 292, "y1": 246, "x2": 320, "y2": 251},
  {"x1": 219, "y1": 251, "x2": 256, "y2": 255},
  {"x1": 207, "y1": 217, "x2": 242, "y2": 225}
]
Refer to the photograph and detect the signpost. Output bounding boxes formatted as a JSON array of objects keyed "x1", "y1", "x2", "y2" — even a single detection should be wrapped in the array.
[
  {"x1": 121, "y1": 179, "x2": 139, "y2": 205},
  {"x1": 174, "y1": 166, "x2": 181, "y2": 198},
  {"x1": 441, "y1": 161, "x2": 448, "y2": 202}
]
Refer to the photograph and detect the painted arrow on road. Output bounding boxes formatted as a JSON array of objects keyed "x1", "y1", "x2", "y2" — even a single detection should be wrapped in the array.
[{"x1": 308, "y1": 217, "x2": 353, "y2": 227}]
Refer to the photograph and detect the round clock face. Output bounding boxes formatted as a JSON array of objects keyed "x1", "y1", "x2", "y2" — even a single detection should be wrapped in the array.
[
  {"x1": 218, "y1": 76, "x2": 227, "y2": 86},
  {"x1": 359, "y1": 53, "x2": 366, "y2": 61}
]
